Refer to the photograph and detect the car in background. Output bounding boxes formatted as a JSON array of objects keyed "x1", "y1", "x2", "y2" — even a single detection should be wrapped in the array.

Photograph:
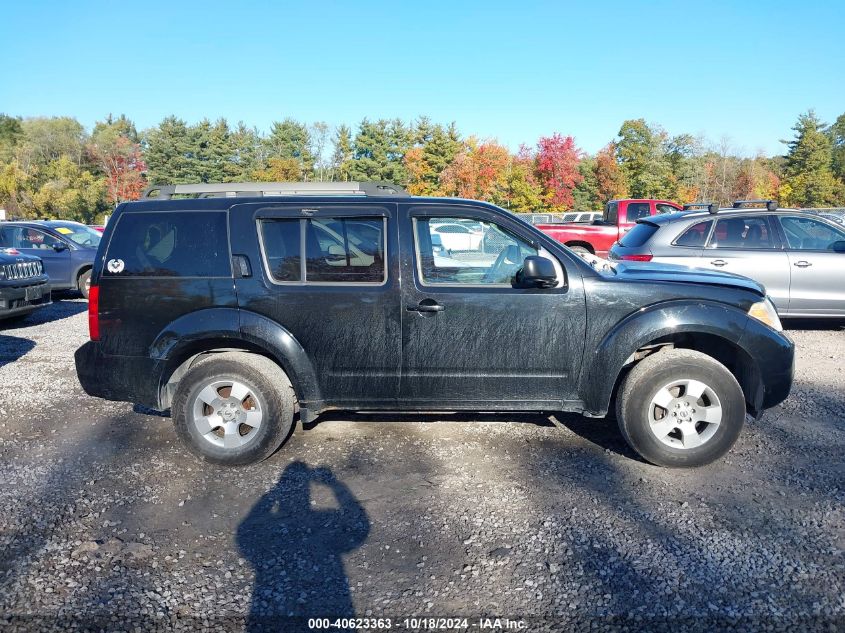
[
  {"x1": 89, "y1": 225, "x2": 105, "y2": 233},
  {"x1": 0, "y1": 221, "x2": 101, "y2": 299},
  {"x1": 0, "y1": 248, "x2": 51, "y2": 322},
  {"x1": 430, "y1": 221, "x2": 484, "y2": 251},
  {"x1": 535, "y1": 199, "x2": 683, "y2": 257},
  {"x1": 608, "y1": 200, "x2": 845, "y2": 317}
]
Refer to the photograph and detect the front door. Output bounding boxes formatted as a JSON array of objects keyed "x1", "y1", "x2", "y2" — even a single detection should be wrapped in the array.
[
  {"x1": 702, "y1": 215, "x2": 791, "y2": 313},
  {"x1": 1, "y1": 226, "x2": 73, "y2": 287},
  {"x1": 229, "y1": 202, "x2": 401, "y2": 405},
  {"x1": 398, "y1": 203, "x2": 586, "y2": 407},
  {"x1": 777, "y1": 214, "x2": 845, "y2": 316}
]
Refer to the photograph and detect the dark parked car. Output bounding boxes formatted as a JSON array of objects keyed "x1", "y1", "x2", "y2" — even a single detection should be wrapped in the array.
[
  {"x1": 75, "y1": 182, "x2": 794, "y2": 468},
  {"x1": 0, "y1": 220, "x2": 101, "y2": 298},
  {"x1": 0, "y1": 248, "x2": 51, "y2": 322},
  {"x1": 609, "y1": 201, "x2": 845, "y2": 317}
]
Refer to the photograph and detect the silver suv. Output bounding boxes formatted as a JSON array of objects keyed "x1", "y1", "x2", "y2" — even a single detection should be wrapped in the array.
[{"x1": 609, "y1": 201, "x2": 845, "y2": 318}]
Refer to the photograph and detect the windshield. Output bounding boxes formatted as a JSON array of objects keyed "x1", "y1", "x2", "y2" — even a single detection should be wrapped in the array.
[{"x1": 52, "y1": 224, "x2": 102, "y2": 248}]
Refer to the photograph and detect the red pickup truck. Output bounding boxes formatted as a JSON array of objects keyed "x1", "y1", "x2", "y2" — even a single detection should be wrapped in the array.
[{"x1": 535, "y1": 199, "x2": 683, "y2": 258}]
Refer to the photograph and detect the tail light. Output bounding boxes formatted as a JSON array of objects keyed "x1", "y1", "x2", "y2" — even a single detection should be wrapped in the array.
[
  {"x1": 88, "y1": 285, "x2": 100, "y2": 341},
  {"x1": 619, "y1": 254, "x2": 653, "y2": 262}
]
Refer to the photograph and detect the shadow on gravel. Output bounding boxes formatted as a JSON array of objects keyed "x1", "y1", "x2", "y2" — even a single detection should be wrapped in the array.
[
  {"x1": 0, "y1": 297, "x2": 87, "y2": 331},
  {"x1": 0, "y1": 335, "x2": 35, "y2": 368},
  {"x1": 237, "y1": 461, "x2": 370, "y2": 632}
]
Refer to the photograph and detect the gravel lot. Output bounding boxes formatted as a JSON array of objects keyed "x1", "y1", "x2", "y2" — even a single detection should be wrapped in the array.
[{"x1": 0, "y1": 298, "x2": 843, "y2": 632}]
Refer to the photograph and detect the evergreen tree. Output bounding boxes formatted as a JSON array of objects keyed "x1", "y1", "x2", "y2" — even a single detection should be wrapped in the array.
[
  {"x1": 266, "y1": 118, "x2": 313, "y2": 176},
  {"x1": 331, "y1": 124, "x2": 353, "y2": 181},
  {"x1": 781, "y1": 111, "x2": 840, "y2": 207},
  {"x1": 572, "y1": 157, "x2": 600, "y2": 209},
  {"x1": 0, "y1": 114, "x2": 24, "y2": 162},
  {"x1": 827, "y1": 112, "x2": 845, "y2": 184},
  {"x1": 144, "y1": 116, "x2": 195, "y2": 184}
]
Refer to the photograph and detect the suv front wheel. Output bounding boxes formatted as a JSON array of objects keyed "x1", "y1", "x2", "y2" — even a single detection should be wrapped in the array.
[
  {"x1": 173, "y1": 352, "x2": 296, "y2": 466},
  {"x1": 616, "y1": 349, "x2": 746, "y2": 468}
]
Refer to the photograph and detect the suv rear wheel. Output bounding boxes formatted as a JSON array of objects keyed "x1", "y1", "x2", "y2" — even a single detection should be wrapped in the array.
[
  {"x1": 616, "y1": 349, "x2": 745, "y2": 467},
  {"x1": 78, "y1": 269, "x2": 91, "y2": 299},
  {"x1": 173, "y1": 352, "x2": 296, "y2": 466}
]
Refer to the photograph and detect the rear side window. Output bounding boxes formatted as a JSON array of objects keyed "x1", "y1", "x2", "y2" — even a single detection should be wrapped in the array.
[
  {"x1": 710, "y1": 216, "x2": 774, "y2": 249},
  {"x1": 673, "y1": 221, "x2": 713, "y2": 247},
  {"x1": 625, "y1": 203, "x2": 651, "y2": 222},
  {"x1": 618, "y1": 222, "x2": 659, "y2": 247},
  {"x1": 604, "y1": 202, "x2": 618, "y2": 224},
  {"x1": 260, "y1": 216, "x2": 386, "y2": 284},
  {"x1": 104, "y1": 212, "x2": 230, "y2": 277}
]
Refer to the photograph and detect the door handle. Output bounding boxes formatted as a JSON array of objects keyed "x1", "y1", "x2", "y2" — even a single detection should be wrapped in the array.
[
  {"x1": 793, "y1": 260, "x2": 812, "y2": 268},
  {"x1": 710, "y1": 259, "x2": 728, "y2": 267},
  {"x1": 407, "y1": 301, "x2": 445, "y2": 313}
]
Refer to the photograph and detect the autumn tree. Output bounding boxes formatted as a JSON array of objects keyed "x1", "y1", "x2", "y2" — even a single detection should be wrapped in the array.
[
  {"x1": 89, "y1": 115, "x2": 147, "y2": 204},
  {"x1": 0, "y1": 114, "x2": 23, "y2": 162},
  {"x1": 594, "y1": 142, "x2": 627, "y2": 203},
  {"x1": 535, "y1": 133, "x2": 582, "y2": 210},
  {"x1": 439, "y1": 138, "x2": 510, "y2": 204}
]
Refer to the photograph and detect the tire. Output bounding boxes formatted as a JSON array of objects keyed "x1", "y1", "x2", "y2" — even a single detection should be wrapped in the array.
[
  {"x1": 78, "y1": 269, "x2": 92, "y2": 299},
  {"x1": 568, "y1": 245, "x2": 591, "y2": 255},
  {"x1": 172, "y1": 352, "x2": 296, "y2": 466},
  {"x1": 615, "y1": 349, "x2": 745, "y2": 468}
]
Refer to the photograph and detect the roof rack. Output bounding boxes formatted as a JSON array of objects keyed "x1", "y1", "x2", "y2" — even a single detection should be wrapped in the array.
[
  {"x1": 141, "y1": 181, "x2": 409, "y2": 200},
  {"x1": 732, "y1": 199, "x2": 778, "y2": 212},
  {"x1": 682, "y1": 202, "x2": 719, "y2": 214}
]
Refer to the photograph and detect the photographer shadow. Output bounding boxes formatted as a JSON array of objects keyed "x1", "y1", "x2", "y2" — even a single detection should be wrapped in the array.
[{"x1": 237, "y1": 462, "x2": 370, "y2": 632}]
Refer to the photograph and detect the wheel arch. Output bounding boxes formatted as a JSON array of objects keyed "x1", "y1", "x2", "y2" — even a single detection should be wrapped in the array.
[
  {"x1": 565, "y1": 240, "x2": 595, "y2": 253},
  {"x1": 582, "y1": 300, "x2": 763, "y2": 416},
  {"x1": 152, "y1": 308, "x2": 322, "y2": 412}
]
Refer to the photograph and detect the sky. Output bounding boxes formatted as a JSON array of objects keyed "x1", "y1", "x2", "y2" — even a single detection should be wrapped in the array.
[{"x1": 1, "y1": 0, "x2": 843, "y2": 157}]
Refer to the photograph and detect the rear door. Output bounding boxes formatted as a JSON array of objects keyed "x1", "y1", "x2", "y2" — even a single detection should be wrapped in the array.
[
  {"x1": 229, "y1": 202, "x2": 401, "y2": 405},
  {"x1": 702, "y1": 215, "x2": 790, "y2": 313},
  {"x1": 776, "y1": 214, "x2": 845, "y2": 316},
  {"x1": 398, "y1": 203, "x2": 586, "y2": 406}
]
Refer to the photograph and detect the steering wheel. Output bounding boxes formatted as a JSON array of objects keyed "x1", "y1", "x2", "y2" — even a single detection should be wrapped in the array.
[{"x1": 483, "y1": 244, "x2": 522, "y2": 284}]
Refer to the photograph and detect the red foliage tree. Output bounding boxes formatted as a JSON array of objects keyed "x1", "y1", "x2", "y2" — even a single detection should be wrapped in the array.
[{"x1": 535, "y1": 133, "x2": 583, "y2": 210}]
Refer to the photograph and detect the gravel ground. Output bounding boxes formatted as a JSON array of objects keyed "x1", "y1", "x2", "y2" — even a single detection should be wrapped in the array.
[{"x1": 0, "y1": 298, "x2": 843, "y2": 632}]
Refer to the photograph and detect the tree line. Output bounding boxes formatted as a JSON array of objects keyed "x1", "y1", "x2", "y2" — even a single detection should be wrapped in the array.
[{"x1": 1, "y1": 110, "x2": 844, "y2": 223}]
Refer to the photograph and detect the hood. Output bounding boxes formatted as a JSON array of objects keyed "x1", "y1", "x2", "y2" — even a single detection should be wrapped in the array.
[
  {"x1": 611, "y1": 261, "x2": 766, "y2": 296},
  {"x1": 0, "y1": 248, "x2": 42, "y2": 264}
]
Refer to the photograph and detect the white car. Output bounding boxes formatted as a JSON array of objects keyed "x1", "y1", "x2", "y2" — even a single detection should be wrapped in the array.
[{"x1": 430, "y1": 222, "x2": 483, "y2": 251}]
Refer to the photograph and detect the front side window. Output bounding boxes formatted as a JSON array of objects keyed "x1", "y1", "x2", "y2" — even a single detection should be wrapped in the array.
[
  {"x1": 709, "y1": 216, "x2": 774, "y2": 250},
  {"x1": 625, "y1": 203, "x2": 651, "y2": 222},
  {"x1": 414, "y1": 216, "x2": 538, "y2": 285},
  {"x1": 104, "y1": 212, "x2": 230, "y2": 277},
  {"x1": 3, "y1": 227, "x2": 63, "y2": 250},
  {"x1": 779, "y1": 216, "x2": 845, "y2": 251},
  {"x1": 673, "y1": 221, "x2": 713, "y2": 247},
  {"x1": 260, "y1": 216, "x2": 386, "y2": 284}
]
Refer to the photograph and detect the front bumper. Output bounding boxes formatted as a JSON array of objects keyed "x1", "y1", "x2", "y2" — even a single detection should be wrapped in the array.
[
  {"x1": 739, "y1": 319, "x2": 795, "y2": 413},
  {"x1": 75, "y1": 341, "x2": 162, "y2": 409},
  {"x1": 0, "y1": 280, "x2": 51, "y2": 319}
]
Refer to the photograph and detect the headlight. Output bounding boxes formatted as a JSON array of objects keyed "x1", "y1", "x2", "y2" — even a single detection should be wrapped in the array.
[{"x1": 748, "y1": 298, "x2": 782, "y2": 331}]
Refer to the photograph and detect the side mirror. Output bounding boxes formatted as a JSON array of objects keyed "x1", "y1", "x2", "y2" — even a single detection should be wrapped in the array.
[
  {"x1": 516, "y1": 256, "x2": 558, "y2": 289},
  {"x1": 52, "y1": 242, "x2": 68, "y2": 252},
  {"x1": 833, "y1": 241, "x2": 845, "y2": 253}
]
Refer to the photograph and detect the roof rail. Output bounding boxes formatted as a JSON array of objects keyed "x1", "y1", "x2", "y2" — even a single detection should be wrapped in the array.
[
  {"x1": 732, "y1": 199, "x2": 778, "y2": 212},
  {"x1": 683, "y1": 202, "x2": 719, "y2": 214},
  {"x1": 141, "y1": 181, "x2": 409, "y2": 200}
]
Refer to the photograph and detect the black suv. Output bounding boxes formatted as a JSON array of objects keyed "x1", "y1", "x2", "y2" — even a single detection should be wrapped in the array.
[
  {"x1": 0, "y1": 248, "x2": 51, "y2": 322},
  {"x1": 74, "y1": 182, "x2": 794, "y2": 468}
]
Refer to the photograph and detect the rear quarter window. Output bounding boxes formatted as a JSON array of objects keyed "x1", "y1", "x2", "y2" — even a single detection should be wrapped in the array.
[
  {"x1": 673, "y1": 221, "x2": 713, "y2": 247},
  {"x1": 618, "y1": 222, "x2": 659, "y2": 248},
  {"x1": 103, "y1": 211, "x2": 230, "y2": 277}
]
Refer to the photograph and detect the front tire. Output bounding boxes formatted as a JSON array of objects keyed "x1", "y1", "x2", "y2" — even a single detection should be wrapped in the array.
[
  {"x1": 173, "y1": 352, "x2": 296, "y2": 466},
  {"x1": 616, "y1": 349, "x2": 745, "y2": 468}
]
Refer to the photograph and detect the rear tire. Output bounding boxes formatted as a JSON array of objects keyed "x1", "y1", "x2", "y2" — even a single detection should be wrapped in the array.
[
  {"x1": 568, "y1": 245, "x2": 591, "y2": 255},
  {"x1": 616, "y1": 349, "x2": 745, "y2": 468},
  {"x1": 173, "y1": 352, "x2": 296, "y2": 466},
  {"x1": 78, "y1": 269, "x2": 91, "y2": 299}
]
